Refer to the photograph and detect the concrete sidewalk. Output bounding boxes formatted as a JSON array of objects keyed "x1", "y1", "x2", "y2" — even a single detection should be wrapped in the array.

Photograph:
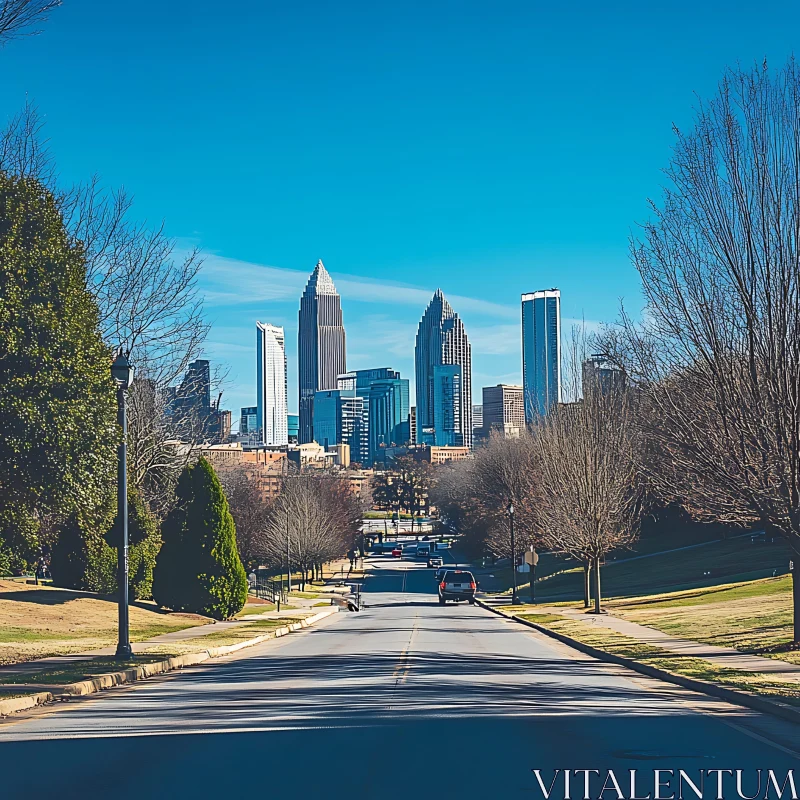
[{"x1": 536, "y1": 604, "x2": 800, "y2": 681}]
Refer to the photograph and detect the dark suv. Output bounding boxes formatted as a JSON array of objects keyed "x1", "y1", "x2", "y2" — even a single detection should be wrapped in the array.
[{"x1": 438, "y1": 570, "x2": 477, "y2": 604}]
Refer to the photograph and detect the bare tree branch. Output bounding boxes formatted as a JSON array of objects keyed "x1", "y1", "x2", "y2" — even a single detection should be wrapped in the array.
[{"x1": 0, "y1": 0, "x2": 60, "y2": 45}]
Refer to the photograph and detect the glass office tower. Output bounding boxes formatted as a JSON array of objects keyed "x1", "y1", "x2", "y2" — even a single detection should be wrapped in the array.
[
  {"x1": 521, "y1": 289, "x2": 561, "y2": 422},
  {"x1": 298, "y1": 260, "x2": 346, "y2": 443},
  {"x1": 414, "y1": 290, "x2": 472, "y2": 447}
]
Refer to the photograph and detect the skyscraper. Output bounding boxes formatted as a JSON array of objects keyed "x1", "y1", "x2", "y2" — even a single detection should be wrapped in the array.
[
  {"x1": 298, "y1": 260, "x2": 346, "y2": 443},
  {"x1": 313, "y1": 387, "x2": 368, "y2": 465},
  {"x1": 240, "y1": 406, "x2": 258, "y2": 436},
  {"x1": 338, "y1": 368, "x2": 410, "y2": 465},
  {"x1": 433, "y1": 364, "x2": 462, "y2": 447},
  {"x1": 522, "y1": 289, "x2": 561, "y2": 422},
  {"x1": 482, "y1": 384, "x2": 524, "y2": 437},
  {"x1": 178, "y1": 359, "x2": 211, "y2": 409},
  {"x1": 414, "y1": 290, "x2": 473, "y2": 448},
  {"x1": 256, "y1": 322, "x2": 288, "y2": 446},
  {"x1": 582, "y1": 354, "x2": 626, "y2": 396}
]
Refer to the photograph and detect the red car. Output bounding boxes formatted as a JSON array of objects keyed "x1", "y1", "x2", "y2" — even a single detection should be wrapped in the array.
[{"x1": 391, "y1": 548, "x2": 402, "y2": 557}]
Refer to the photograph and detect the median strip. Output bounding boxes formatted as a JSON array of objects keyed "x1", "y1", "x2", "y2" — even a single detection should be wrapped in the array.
[{"x1": 0, "y1": 608, "x2": 338, "y2": 718}]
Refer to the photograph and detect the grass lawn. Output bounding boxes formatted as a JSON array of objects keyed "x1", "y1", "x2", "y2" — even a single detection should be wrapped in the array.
[
  {"x1": 516, "y1": 612, "x2": 800, "y2": 705},
  {"x1": 604, "y1": 575, "x2": 800, "y2": 663},
  {"x1": 235, "y1": 603, "x2": 276, "y2": 617},
  {"x1": 0, "y1": 580, "x2": 210, "y2": 665},
  {"x1": 533, "y1": 536, "x2": 789, "y2": 603}
]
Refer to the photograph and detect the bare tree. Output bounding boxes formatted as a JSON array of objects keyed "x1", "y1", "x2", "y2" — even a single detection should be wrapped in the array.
[
  {"x1": 532, "y1": 384, "x2": 641, "y2": 613},
  {"x1": 0, "y1": 0, "x2": 59, "y2": 45},
  {"x1": 0, "y1": 100, "x2": 53, "y2": 182},
  {"x1": 217, "y1": 465, "x2": 272, "y2": 570},
  {"x1": 604, "y1": 59, "x2": 800, "y2": 640},
  {"x1": 262, "y1": 474, "x2": 361, "y2": 588},
  {"x1": 470, "y1": 431, "x2": 540, "y2": 560},
  {"x1": 429, "y1": 459, "x2": 487, "y2": 555}
]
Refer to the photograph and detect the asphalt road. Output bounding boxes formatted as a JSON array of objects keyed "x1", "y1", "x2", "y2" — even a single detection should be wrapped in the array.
[{"x1": 1, "y1": 556, "x2": 800, "y2": 799}]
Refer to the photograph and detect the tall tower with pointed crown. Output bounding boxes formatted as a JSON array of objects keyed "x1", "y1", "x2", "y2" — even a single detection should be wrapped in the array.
[
  {"x1": 414, "y1": 290, "x2": 473, "y2": 448},
  {"x1": 298, "y1": 260, "x2": 347, "y2": 443}
]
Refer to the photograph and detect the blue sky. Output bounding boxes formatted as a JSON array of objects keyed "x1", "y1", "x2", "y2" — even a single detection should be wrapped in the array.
[{"x1": 2, "y1": 0, "x2": 799, "y2": 419}]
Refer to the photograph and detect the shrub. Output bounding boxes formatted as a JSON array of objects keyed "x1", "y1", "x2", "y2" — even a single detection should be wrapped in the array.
[{"x1": 152, "y1": 458, "x2": 247, "y2": 619}]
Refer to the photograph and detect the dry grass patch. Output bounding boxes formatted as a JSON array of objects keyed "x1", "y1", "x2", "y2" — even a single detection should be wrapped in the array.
[{"x1": 0, "y1": 580, "x2": 209, "y2": 665}]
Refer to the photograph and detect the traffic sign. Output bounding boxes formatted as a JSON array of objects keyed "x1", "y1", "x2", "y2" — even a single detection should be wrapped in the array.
[{"x1": 524, "y1": 548, "x2": 539, "y2": 566}]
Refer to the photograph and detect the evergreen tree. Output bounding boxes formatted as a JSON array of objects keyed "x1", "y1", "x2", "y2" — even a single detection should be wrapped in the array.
[
  {"x1": 51, "y1": 509, "x2": 116, "y2": 593},
  {"x1": 0, "y1": 174, "x2": 117, "y2": 570},
  {"x1": 153, "y1": 458, "x2": 247, "y2": 619}
]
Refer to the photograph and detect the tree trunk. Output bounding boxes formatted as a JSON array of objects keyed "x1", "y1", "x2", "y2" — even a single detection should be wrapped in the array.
[
  {"x1": 592, "y1": 557, "x2": 602, "y2": 613},
  {"x1": 583, "y1": 561, "x2": 591, "y2": 608}
]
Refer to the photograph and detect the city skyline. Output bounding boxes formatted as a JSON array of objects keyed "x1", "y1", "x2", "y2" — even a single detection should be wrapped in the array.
[
  {"x1": 12, "y1": 4, "x2": 796, "y2": 420},
  {"x1": 232, "y1": 272, "x2": 562, "y2": 441}
]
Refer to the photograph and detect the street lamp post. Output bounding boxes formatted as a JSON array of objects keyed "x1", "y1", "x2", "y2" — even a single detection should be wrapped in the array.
[
  {"x1": 286, "y1": 504, "x2": 291, "y2": 593},
  {"x1": 508, "y1": 502, "x2": 519, "y2": 605},
  {"x1": 110, "y1": 350, "x2": 134, "y2": 660}
]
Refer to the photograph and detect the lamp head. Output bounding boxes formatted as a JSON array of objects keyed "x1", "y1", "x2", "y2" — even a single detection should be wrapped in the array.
[{"x1": 111, "y1": 350, "x2": 134, "y2": 390}]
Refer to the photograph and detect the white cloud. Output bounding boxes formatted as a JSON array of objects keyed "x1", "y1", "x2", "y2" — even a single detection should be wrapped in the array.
[
  {"x1": 198, "y1": 252, "x2": 517, "y2": 320},
  {"x1": 469, "y1": 324, "x2": 520, "y2": 356},
  {"x1": 199, "y1": 254, "x2": 307, "y2": 305}
]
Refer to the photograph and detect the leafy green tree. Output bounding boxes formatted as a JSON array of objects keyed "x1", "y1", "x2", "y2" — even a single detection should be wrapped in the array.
[
  {"x1": 50, "y1": 510, "x2": 116, "y2": 593},
  {"x1": 104, "y1": 487, "x2": 162, "y2": 600},
  {"x1": 153, "y1": 458, "x2": 247, "y2": 620},
  {"x1": 0, "y1": 174, "x2": 117, "y2": 570},
  {"x1": 49, "y1": 515, "x2": 89, "y2": 590},
  {"x1": 127, "y1": 490, "x2": 162, "y2": 600}
]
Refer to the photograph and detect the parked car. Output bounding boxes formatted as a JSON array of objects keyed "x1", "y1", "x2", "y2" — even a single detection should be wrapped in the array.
[
  {"x1": 438, "y1": 569, "x2": 477, "y2": 604},
  {"x1": 428, "y1": 556, "x2": 444, "y2": 568}
]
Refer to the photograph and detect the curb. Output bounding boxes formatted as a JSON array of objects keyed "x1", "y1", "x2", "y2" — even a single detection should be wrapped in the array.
[
  {"x1": 474, "y1": 598, "x2": 800, "y2": 727},
  {"x1": 0, "y1": 608, "x2": 338, "y2": 717}
]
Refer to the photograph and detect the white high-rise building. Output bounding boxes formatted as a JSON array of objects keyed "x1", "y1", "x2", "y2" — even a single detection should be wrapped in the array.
[{"x1": 256, "y1": 322, "x2": 288, "y2": 445}]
